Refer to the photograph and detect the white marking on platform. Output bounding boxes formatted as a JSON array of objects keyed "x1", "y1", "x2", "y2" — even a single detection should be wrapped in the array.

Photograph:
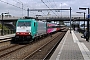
[
  {"x1": 56, "y1": 30, "x2": 69, "y2": 60},
  {"x1": 72, "y1": 31, "x2": 79, "y2": 43},
  {"x1": 72, "y1": 31, "x2": 90, "y2": 60}
]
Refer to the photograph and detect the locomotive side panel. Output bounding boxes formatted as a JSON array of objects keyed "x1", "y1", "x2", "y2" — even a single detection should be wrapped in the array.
[{"x1": 37, "y1": 21, "x2": 46, "y2": 36}]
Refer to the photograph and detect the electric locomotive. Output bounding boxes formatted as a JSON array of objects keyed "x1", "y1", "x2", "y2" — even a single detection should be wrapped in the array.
[{"x1": 11, "y1": 19, "x2": 46, "y2": 43}]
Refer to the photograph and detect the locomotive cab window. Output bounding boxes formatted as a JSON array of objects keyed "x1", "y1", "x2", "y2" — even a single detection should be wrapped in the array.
[{"x1": 17, "y1": 21, "x2": 31, "y2": 26}]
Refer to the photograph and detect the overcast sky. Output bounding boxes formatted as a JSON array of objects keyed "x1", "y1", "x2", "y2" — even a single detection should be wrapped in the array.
[{"x1": 0, "y1": 0, "x2": 90, "y2": 17}]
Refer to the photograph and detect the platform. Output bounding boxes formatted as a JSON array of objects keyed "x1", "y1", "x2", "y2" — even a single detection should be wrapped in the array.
[
  {"x1": 0, "y1": 34, "x2": 15, "y2": 40},
  {"x1": 50, "y1": 30, "x2": 90, "y2": 60}
]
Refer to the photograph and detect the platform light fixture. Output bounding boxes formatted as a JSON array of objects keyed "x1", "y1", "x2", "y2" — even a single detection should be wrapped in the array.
[
  {"x1": 79, "y1": 7, "x2": 89, "y2": 42},
  {"x1": 76, "y1": 12, "x2": 86, "y2": 31}
]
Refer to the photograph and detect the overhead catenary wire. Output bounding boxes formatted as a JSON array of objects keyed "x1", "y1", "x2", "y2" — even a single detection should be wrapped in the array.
[
  {"x1": 13, "y1": 0, "x2": 24, "y2": 17},
  {"x1": 49, "y1": 0, "x2": 60, "y2": 15},
  {"x1": 19, "y1": 0, "x2": 50, "y2": 17},
  {"x1": 1, "y1": 0, "x2": 35, "y2": 17},
  {"x1": 39, "y1": 0, "x2": 50, "y2": 16},
  {"x1": 41, "y1": 0, "x2": 57, "y2": 16},
  {"x1": 17, "y1": 0, "x2": 46, "y2": 17},
  {"x1": 13, "y1": 0, "x2": 36, "y2": 17},
  {"x1": 17, "y1": 0, "x2": 22, "y2": 3},
  {"x1": 53, "y1": 0, "x2": 57, "y2": 8},
  {"x1": 13, "y1": 0, "x2": 21, "y2": 4},
  {"x1": 0, "y1": 0, "x2": 36, "y2": 16},
  {"x1": 0, "y1": 0, "x2": 48, "y2": 17},
  {"x1": 26, "y1": 0, "x2": 47, "y2": 17},
  {"x1": 0, "y1": 0, "x2": 26, "y2": 11},
  {"x1": 53, "y1": 0, "x2": 60, "y2": 16}
]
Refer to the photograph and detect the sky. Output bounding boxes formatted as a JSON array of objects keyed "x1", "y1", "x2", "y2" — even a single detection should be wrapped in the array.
[{"x1": 0, "y1": 0, "x2": 90, "y2": 17}]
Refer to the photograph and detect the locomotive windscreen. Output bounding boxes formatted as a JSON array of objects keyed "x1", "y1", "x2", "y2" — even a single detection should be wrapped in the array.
[{"x1": 17, "y1": 21, "x2": 31, "y2": 26}]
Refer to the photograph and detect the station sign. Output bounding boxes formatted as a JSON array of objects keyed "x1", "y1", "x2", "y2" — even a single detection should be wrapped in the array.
[{"x1": 86, "y1": 14, "x2": 90, "y2": 18}]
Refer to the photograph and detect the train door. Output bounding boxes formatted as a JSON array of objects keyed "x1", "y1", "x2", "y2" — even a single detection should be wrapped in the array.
[
  {"x1": 34, "y1": 22, "x2": 37, "y2": 34},
  {"x1": 32, "y1": 21, "x2": 37, "y2": 38}
]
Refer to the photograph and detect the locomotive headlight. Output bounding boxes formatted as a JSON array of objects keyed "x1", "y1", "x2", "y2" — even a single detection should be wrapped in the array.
[
  {"x1": 28, "y1": 32, "x2": 31, "y2": 34},
  {"x1": 16, "y1": 32, "x2": 19, "y2": 34}
]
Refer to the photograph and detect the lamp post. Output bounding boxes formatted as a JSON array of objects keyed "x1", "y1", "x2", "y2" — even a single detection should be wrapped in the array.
[
  {"x1": 70, "y1": 7, "x2": 72, "y2": 33},
  {"x1": 27, "y1": 8, "x2": 29, "y2": 17},
  {"x1": 1, "y1": 12, "x2": 9, "y2": 36},
  {"x1": 76, "y1": 12, "x2": 86, "y2": 31},
  {"x1": 79, "y1": 7, "x2": 89, "y2": 42}
]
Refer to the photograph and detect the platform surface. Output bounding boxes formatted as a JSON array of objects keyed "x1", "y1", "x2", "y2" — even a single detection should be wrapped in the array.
[{"x1": 50, "y1": 30, "x2": 90, "y2": 60}]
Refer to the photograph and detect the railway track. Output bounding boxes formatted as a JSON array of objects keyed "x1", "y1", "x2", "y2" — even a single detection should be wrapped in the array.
[
  {"x1": 0, "y1": 32, "x2": 58, "y2": 59},
  {"x1": 0, "y1": 44, "x2": 27, "y2": 59},
  {"x1": 0, "y1": 40, "x2": 11, "y2": 48},
  {"x1": 23, "y1": 31, "x2": 66, "y2": 60},
  {"x1": 0, "y1": 28, "x2": 68, "y2": 60}
]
